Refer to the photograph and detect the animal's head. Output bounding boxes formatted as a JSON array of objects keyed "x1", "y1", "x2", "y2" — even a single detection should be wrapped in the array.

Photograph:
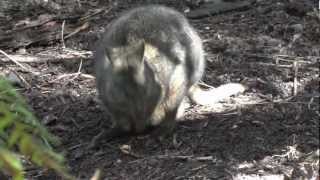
[{"x1": 108, "y1": 40, "x2": 146, "y2": 85}]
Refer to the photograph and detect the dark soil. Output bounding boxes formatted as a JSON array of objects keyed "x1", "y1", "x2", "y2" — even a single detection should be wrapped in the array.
[{"x1": 0, "y1": 0, "x2": 319, "y2": 179}]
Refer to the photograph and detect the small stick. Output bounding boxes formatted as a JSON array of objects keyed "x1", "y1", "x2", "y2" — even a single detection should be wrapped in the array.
[
  {"x1": 0, "y1": 50, "x2": 92, "y2": 63},
  {"x1": 88, "y1": 130, "x2": 106, "y2": 150},
  {"x1": 77, "y1": 59, "x2": 83, "y2": 73},
  {"x1": 242, "y1": 53, "x2": 316, "y2": 63},
  {"x1": 64, "y1": 22, "x2": 89, "y2": 40},
  {"x1": 0, "y1": 49, "x2": 37, "y2": 74},
  {"x1": 61, "y1": 20, "x2": 66, "y2": 48},
  {"x1": 198, "y1": 81, "x2": 215, "y2": 89},
  {"x1": 90, "y1": 169, "x2": 101, "y2": 180},
  {"x1": 69, "y1": 59, "x2": 83, "y2": 81},
  {"x1": 256, "y1": 62, "x2": 292, "y2": 68},
  {"x1": 156, "y1": 155, "x2": 213, "y2": 161},
  {"x1": 293, "y1": 61, "x2": 298, "y2": 96},
  {"x1": 49, "y1": 73, "x2": 94, "y2": 82},
  {"x1": 191, "y1": 164, "x2": 208, "y2": 171},
  {"x1": 80, "y1": 8, "x2": 109, "y2": 22},
  {"x1": 308, "y1": 97, "x2": 314, "y2": 110}
]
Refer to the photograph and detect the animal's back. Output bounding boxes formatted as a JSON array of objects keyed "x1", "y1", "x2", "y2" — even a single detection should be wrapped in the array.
[{"x1": 103, "y1": 6, "x2": 197, "y2": 49}]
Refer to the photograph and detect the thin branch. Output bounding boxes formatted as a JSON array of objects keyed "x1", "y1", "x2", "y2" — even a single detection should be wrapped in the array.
[
  {"x1": 48, "y1": 72, "x2": 94, "y2": 83},
  {"x1": 61, "y1": 20, "x2": 66, "y2": 48},
  {"x1": 292, "y1": 61, "x2": 298, "y2": 96},
  {"x1": 80, "y1": 8, "x2": 110, "y2": 22},
  {"x1": 0, "y1": 49, "x2": 38, "y2": 75},
  {"x1": 77, "y1": 59, "x2": 83, "y2": 73},
  {"x1": 0, "y1": 50, "x2": 92, "y2": 63},
  {"x1": 64, "y1": 22, "x2": 89, "y2": 40}
]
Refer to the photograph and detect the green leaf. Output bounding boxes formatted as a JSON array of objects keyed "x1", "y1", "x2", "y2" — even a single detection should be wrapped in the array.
[
  {"x1": 0, "y1": 76, "x2": 75, "y2": 179},
  {"x1": 0, "y1": 147, "x2": 24, "y2": 180},
  {"x1": 0, "y1": 103, "x2": 14, "y2": 131}
]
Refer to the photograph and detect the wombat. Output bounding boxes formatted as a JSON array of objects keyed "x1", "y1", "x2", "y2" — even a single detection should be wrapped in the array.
[
  {"x1": 94, "y1": 5, "x2": 205, "y2": 137},
  {"x1": 94, "y1": 5, "x2": 245, "y2": 139}
]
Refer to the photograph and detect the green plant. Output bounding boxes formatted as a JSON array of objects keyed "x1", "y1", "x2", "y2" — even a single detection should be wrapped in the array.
[{"x1": 0, "y1": 76, "x2": 74, "y2": 180}]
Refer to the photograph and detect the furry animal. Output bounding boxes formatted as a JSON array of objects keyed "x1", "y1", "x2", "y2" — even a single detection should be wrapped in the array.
[{"x1": 94, "y1": 5, "x2": 244, "y2": 138}]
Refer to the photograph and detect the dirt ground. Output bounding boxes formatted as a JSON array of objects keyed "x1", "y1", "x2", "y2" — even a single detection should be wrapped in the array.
[{"x1": 0, "y1": 0, "x2": 319, "y2": 179}]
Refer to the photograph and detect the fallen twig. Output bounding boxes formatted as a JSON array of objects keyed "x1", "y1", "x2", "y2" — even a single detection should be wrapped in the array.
[
  {"x1": 292, "y1": 61, "x2": 298, "y2": 96},
  {"x1": 0, "y1": 50, "x2": 92, "y2": 63},
  {"x1": 226, "y1": 100, "x2": 318, "y2": 106},
  {"x1": 191, "y1": 164, "x2": 208, "y2": 171},
  {"x1": 80, "y1": 8, "x2": 110, "y2": 22},
  {"x1": 64, "y1": 22, "x2": 89, "y2": 40},
  {"x1": 255, "y1": 62, "x2": 317, "y2": 70},
  {"x1": 88, "y1": 130, "x2": 107, "y2": 150},
  {"x1": 12, "y1": 18, "x2": 55, "y2": 32},
  {"x1": 49, "y1": 72, "x2": 94, "y2": 83},
  {"x1": 0, "y1": 49, "x2": 39, "y2": 75},
  {"x1": 156, "y1": 155, "x2": 213, "y2": 162},
  {"x1": 61, "y1": 20, "x2": 66, "y2": 48},
  {"x1": 77, "y1": 59, "x2": 83, "y2": 73},
  {"x1": 90, "y1": 169, "x2": 101, "y2": 180},
  {"x1": 243, "y1": 53, "x2": 319, "y2": 64}
]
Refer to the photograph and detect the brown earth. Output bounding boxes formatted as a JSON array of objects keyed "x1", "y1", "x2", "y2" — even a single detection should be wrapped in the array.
[{"x1": 0, "y1": 0, "x2": 319, "y2": 179}]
